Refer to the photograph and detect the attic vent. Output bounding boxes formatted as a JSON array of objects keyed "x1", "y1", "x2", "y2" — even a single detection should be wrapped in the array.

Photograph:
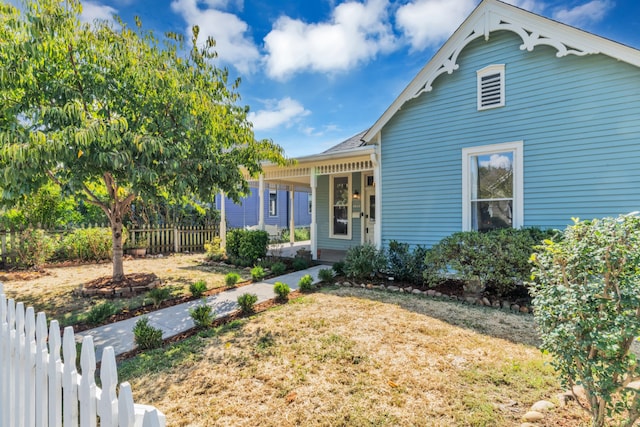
[{"x1": 477, "y1": 64, "x2": 505, "y2": 110}]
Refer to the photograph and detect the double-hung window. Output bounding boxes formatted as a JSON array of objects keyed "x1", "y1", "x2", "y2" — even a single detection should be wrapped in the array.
[
  {"x1": 330, "y1": 175, "x2": 350, "y2": 239},
  {"x1": 462, "y1": 141, "x2": 523, "y2": 232}
]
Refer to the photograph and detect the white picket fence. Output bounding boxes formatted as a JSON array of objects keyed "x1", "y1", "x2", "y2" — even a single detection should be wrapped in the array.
[{"x1": 0, "y1": 283, "x2": 166, "y2": 427}]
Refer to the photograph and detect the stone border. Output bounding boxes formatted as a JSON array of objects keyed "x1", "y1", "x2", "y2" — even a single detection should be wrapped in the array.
[{"x1": 333, "y1": 280, "x2": 532, "y2": 314}]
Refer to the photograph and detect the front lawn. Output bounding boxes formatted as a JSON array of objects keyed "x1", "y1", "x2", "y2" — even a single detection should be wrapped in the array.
[
  {"x1": 118, "y1": 287, "x2": 591, "y2": 426},
  {"x1": 0, "y1": 254, "x2": 249, "y2": 328}
]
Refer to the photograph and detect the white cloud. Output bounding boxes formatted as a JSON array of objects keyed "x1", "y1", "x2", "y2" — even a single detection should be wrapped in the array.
[
  {"x1": 171, "y1": 0, "x2": 259, "y2": 74},
  {"x1": 552, "y1": 0, "x2": 614, "y2": 27},
  {"x1": 80, "y1": 1, "x2": 118, "y2": 26},
  {"x1": 247, "y1": 97, "x2": 310, "y2": 131},
  {"x1": 395, "y1": 0, "x2": 476, "y2": 50},
  {"x1": 480, "y1": 154, "x2": 512, "y2": 169},
  {"x1": 263, "y1": 0, "x2": 396, "y2": 80}
]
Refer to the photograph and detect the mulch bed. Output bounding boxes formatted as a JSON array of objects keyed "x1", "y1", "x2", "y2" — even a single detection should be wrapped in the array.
[
  {"x1": 113, "y1": 291, "x2": 299, "y2": 363},
  {"x1": 73, "y1": 275, "x2": 258, "y2": 333}
]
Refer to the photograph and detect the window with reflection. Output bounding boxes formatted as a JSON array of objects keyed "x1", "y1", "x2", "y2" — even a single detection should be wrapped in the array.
[
  {"x1": 470, "y1": 152, "x2": 513, "y2": 231},
  {"x1": 463, "y1": 142, "x2": 522, "y2": 232},
  {"x1": 331, "y1": 176, "x2": 350, "y2": 237}
]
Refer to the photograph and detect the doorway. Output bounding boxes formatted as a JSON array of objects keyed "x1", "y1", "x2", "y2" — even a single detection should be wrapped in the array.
[{"x1": 364, "y1": 174, "x2": 375, "y2": 245}]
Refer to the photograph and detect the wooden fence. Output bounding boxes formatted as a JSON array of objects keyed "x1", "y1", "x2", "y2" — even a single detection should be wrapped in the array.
[
  {"x1": 0, "y1": 283, "x2": 166, "y2": 427},
  {"x1": 0, "y1": 222, "x2": 219, "y2": 267}
]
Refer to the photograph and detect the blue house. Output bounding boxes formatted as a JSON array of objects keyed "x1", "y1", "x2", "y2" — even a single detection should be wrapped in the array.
[
  {"x1": 215, "y1": 188, "x2": 311, "y2": 230},
  {"x1": 236, "y1": 0, "x2": 640, "y2": 261}
]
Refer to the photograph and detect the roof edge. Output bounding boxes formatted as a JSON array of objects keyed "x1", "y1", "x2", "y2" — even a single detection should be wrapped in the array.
[{"x1": 363, "y1": 0, "x2": 640, "y2": 142}]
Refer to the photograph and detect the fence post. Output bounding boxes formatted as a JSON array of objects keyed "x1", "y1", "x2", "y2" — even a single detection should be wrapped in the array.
[
  {"x1": 0, "y1": 289, "x2": 7, "y2": 427},
  {"x1": 48, "y1": 320, "x2": 62, "y2": 427},
  {"x1": 98, "y1": 347, "x2": 118, "y2": 427},
  {"x1": 16, "y1": 302, "x2": 25, "y2": 427},
  {"x1": 35, "y1": 312, "x2": 48, "y2": 427},
  {"x1": 62, "y1": 327, "x2": 78, "y2": 427},
  {"x1": 117, "y1": 383, "x2": 136, "y2": 427},
  {"x1": 79, "y1": 336, "x2": 97, "y2": 427},
  {"x1": 25, "y1": 307, "x2": 36, "y2": 427},
  {"x1": 174, "y1": 226, "x2": 179, "y2": 254}
]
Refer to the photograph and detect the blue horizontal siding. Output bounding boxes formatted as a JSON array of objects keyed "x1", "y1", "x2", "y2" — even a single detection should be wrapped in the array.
[
  {"x1": 216, "y1": 189, "x2": 311, "y2": 229},
  {"x1": 381, "y1": 30, "x2": 640, "y2": 247}
]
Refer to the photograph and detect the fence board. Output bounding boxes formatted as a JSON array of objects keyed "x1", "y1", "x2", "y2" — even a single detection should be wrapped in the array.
[{"x1": 0, "y1": 289, "x2": 165, "y2": 427}]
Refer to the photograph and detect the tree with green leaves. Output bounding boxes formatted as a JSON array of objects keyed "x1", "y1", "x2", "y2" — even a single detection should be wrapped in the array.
[{"x1": 0, "y1": 0, "x2": 285, "y2": 281}]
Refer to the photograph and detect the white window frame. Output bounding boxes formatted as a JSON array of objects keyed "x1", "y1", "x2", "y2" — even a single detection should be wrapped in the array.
[
  {"x1": 329, "y1": 174, "x2": 352, "y2": 240},
  {"x1": 462, "y1": 141, "x2": 523, "y2": 231},
  {"x1": 477, "y1": 64, "x2": 505, "y2": 111},
  {"x1": 268, "y1": 189, "x2": 277, "y2": 217}
]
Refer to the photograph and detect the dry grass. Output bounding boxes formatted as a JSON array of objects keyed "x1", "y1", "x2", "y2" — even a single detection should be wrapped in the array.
[
  {"x1": 119, "y1": 287, "x2": 591, "y2": 426},
  {"x1": 0, "y1": 254, "x2": 248, "y2": 326}
]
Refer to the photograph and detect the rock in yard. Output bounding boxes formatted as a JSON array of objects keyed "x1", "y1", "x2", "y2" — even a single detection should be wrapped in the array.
[
  {"x1": 387, "y1": 286, "x2": 400, "y2": 292},
  {"x1": 522, "y1": 411, "x2": 545, "y2": 422},
  {"x1": 530, "y1": 400, "x2": 555, "y2": 412},
  {"x1": 412, "y1": 289, "x2": 422, "y2": 295},
  {"x1": 426, "y1": 290, "x2": 436, "y2": 297}
]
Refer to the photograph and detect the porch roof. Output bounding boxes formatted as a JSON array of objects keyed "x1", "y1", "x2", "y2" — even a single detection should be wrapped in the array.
[{"x1": 246, "y1": 132, "x2": 376, "y2": 190}]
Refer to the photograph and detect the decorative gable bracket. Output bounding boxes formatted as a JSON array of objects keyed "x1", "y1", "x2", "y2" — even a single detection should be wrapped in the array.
[{"x1": 410, "y1": 3, "x2": 600, "y2": 100}]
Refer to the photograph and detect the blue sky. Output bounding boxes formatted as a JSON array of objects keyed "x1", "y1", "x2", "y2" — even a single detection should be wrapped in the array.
[{"x1": 75, "y1": 0, "x2": 640, "y2": 157}]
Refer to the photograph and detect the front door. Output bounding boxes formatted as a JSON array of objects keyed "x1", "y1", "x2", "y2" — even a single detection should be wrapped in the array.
[{"x1": 364, "y1": 175, "x2": 375, "y2": 245}]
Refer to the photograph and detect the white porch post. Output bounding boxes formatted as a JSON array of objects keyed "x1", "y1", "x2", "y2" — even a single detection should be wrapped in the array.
[
  {"x1": 258, "y1": 175, "x2": 265, "y2": 231},
  {"x1": 310, "y1": 167, "x2": 318, "y2": 260},
  {"x1": 289, "y1": 186, "x2": 295, "y2": 245},
  {"x1": 371, "y1": 151, "x2": 382, "y2": 250},
  {"x1": 219, "y1": 191, "x2": 226, "y2": 251}
]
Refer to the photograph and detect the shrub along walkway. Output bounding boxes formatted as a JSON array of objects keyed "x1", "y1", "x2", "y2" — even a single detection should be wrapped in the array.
[{"x1": 77, "y1": 266, "x2": 324, "y2": 361}]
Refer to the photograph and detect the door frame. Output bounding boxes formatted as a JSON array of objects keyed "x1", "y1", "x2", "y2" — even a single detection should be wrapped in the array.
[{"x1": 361, "y1": 173, "x2": 376, "y2": 245}]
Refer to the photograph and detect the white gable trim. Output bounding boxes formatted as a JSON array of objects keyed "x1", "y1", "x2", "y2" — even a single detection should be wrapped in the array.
[{"x1": 363, "y1": 0, "x2": 640, "y2": 143}]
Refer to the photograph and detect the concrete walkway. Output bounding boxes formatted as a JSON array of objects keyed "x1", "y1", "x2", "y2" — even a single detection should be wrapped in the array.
[{"x1": 77, "y1": 265, "x2": 324, "y2": 361}]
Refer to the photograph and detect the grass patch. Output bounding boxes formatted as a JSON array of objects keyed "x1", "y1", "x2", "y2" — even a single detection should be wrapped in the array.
[{"x1": 118, "y1": 288, "x2": 587, "y2": 426}]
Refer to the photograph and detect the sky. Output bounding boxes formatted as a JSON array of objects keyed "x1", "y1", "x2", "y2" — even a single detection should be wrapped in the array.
[{"x1": 66, "y1": 0, "x2": 640, "y2": 157}]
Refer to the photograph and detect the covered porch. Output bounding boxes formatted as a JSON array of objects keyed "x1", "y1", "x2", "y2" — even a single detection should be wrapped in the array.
[{"x1": 219, "y1": 140, "x2": 380, "y2": 263}]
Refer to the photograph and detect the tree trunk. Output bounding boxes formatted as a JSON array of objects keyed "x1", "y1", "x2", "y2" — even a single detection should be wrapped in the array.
[{"x1": 111, "y1": 214, "x2": 125, "y2": 282}]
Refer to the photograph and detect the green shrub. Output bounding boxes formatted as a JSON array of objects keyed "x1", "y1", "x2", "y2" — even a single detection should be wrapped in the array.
[
  {"x1": 530, "y1": 215, "x2": 640, "y2": 427},
  {"x1": 386, "y1": 241, "x2": 427, "y2": 284},
  {"x1": 189, "y1": 302, "x2": 216, "y2": 328},
  {"x1": 318, "y1": 268, "x2": 334, "y2": 283},
  {"x1": 251, "y1": 266, "x2": 266, "y2": 281},
  {"x1": 189, "y1": 280, "x2": 208, "y2": 298},
  {"x1": 273, "y1": 282, "x2": 290, "y2": 302},
  {"x1": 332, "y1": 261, "x2": 345, "y2": 276},
  {"x1": 147, "y1": 287, "x2": 171, "y2": 308},
  {"x1": 279, "y1": 227, "x2": 310, "y2": 242},
  {"x1": 225, "y1": 272, "x2": 241, "y2": 287},
  {"x1": 56, "y1": 227, "x2": 112, "y2": 262},
  {"x1": 86, "y1": 302, "x2": 118, "y2": 325},
  {"x1": 204, "y1": 236, "x2": 225, "y2": 261},
  {"x1": 298, "y1": 274, "x2": 314, "y2": 293},
  {"x1": 343, "y1": 244, "x2": 386, "y2": 281},
  {"x1": 270, "y1": 261, "x2": 287, "y2": 276},
  {"x1": 133, "y1": 317, "x2": 163, "y2": 350},
  {"x1": 292, "y1": 257, "x2": 308, "y2": 271},
  {"x1": 423, "y1": 227, "x2": 557, "y2": 296},
  {"x1": 226, "y1": 229, "x2": 269, "y2": 265},
  {"x1": 15, "y1": 228, "x2": 56, "y2": 268},
  {"x1": 237, "y1": 293, "x2": 258, "y2": 314}
]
